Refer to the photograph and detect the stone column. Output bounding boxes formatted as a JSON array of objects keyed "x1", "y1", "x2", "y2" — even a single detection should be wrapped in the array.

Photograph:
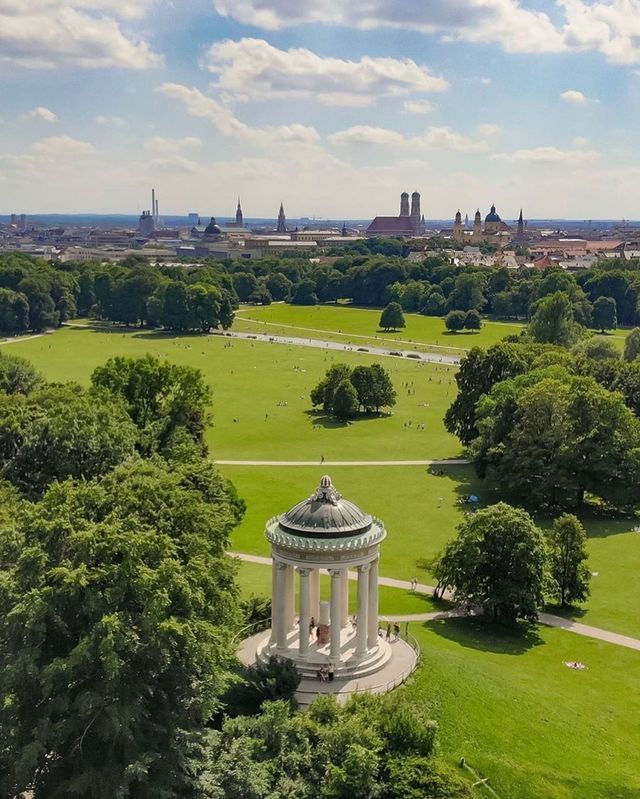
[
  {"x1": 309, "y1": 568, "x2": 320, "y2": 622},
  {"x1": 329, "y1": 569, "x2": 342, "y2": 662},
  {"x1": 285, "y1": 564, "x2": 295, "y2": 629},
  {"x1": 341, "y1": 569, "x2": 349, "y2": 627},
  {"x1": 269, "y1": 555, "x2": 279, "y2": 643},
  {"x1": 275, "y1": 561, "x2": 289, "y2": 651},
  {"x1": 367, "y1": 557, "x2": 379, "y2": 649},
  {"x1": 356, "y1": 563, "x2": 370, "y2": 657},
  {"x1": 298, "y1": 568, "x2": 311, "y2": 657}
]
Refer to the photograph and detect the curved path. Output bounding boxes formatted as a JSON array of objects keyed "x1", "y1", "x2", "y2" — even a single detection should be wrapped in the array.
[
  {"x1": 230, "y1": 552, "x2": 640, "y2": 653},
  {"x1": 212, "y1": 329, "x2": 461, "y2": 365},
  {"x1": 216, "y1": 458, "x2": 469, "y2": 467}
]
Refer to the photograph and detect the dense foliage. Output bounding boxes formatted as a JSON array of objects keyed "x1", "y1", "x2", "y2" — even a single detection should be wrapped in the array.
[
  {"x1": 435, "y1": 503, "x2": 548, "y2": 622},
  {"x1": 311, "y1": 363, "x2": 397, "y2": 417},
  {"x1": 201, "y1": 695, "x2": 471, "y2": 799}
]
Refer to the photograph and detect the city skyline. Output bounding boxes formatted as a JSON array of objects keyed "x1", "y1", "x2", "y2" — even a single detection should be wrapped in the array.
[{"x1": 1, "y1": 1, "x2": 640, "y2": 217}]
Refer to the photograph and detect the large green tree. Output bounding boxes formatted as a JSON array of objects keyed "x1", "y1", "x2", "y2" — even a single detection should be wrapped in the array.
[
  {"x1": 473, "y1": 369, "x2": 640, "y2": 509},
  {"x1": 547, "y1": 514, "x2": 591, "y2": 607},
  {"x1": 333, "y1": 379, "x2": 359, "y2": 420},
  {"x1": 435, "y1": 503, "x2": 548, "y2": 622},
  {"x1": 0, "y1": 458, "x2": 243, "y2": 799},
  {"x1": 528, "y1": 291, "x2": 582, "y2": 347},
  {"x1": 591, "y1": 296, "x2": 617, "y2": 333},
  {"x1": 624, "y1": 327, "x2": 640, "y2": 362},
  {"x1": 379, "y1": 301, "x2": 405, "y2": 331},
  {"x1": 0, "y1": 384, "x2": 137, "y2": 498},
  {"x1": 91, "y1": 355, "x2": 211, "y2": 456}
]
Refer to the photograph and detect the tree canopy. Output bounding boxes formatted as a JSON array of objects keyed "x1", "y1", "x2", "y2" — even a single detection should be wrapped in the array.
[
  {"x1": 379, "y1": 301, "x2": 405, "y2": 331},
  {"x1": 310, "y1": 363, "x2": 396, "y2": 417},
  {"x1": 435, "y1": 503, "x2": 548, "y2": 622}
]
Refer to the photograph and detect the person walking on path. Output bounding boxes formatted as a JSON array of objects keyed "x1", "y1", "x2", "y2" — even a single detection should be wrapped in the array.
[{"x1": 385, "y1": 623, "x2": 391, "y2": 642}]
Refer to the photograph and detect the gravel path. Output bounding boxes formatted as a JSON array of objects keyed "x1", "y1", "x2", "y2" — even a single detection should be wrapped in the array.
[
  {"x1": 212, "y1": 329, "x2": 461, "y2": 365},
  {"x1": 216, "y1": 458, "x2": 469, "y2": 466},
  {"x1": 230, "y1": 552, "x2": 640, "y2": 652}
]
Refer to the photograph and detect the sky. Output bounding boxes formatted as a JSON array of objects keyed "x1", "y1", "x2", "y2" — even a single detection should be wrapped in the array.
[{"x1": 1, "y1": 0, "x2": 640, "y2": 219}]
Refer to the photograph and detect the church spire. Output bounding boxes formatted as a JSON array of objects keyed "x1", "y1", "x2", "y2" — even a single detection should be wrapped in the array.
[
  {"x1": 236, "y1": 196, "x2": 243, "y2": 226},
  {"x1": 277, "y1": 201, "x2": 287, "y2": 233}
]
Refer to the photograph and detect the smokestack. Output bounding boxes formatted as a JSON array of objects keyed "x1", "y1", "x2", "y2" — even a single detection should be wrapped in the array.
[
  {"x1": 155, "y1": 198, "x2": 159, "y2": 222},
  {"x1": 152, "y1": 188, "x2": 156, "y2": 221}
]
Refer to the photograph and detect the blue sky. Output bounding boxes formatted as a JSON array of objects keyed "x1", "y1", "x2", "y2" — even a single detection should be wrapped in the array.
[{"x1": 1, "y1": 0, "x2": 640, "y2": 218}]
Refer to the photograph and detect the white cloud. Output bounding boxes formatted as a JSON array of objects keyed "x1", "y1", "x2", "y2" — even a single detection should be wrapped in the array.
[
  {"x1": 202, "y1": 37, "x2": 448, "y2": 107},
  {"x1": 26, "y1": 106, "x2": 57, "y2": 122},
  {"x1": 329, "y1": 124, "x2": 487, "y2": 152},
  {"x1": 158, "y1": 83, "x2": 320, "y2": 145},
  {"x1": 403, "y1": 100, "x2": 435, "y2": 114},
  {"x1": 145, "y1": 155, "x2": 199, "y2": 174},
  {"x1": 95, "y1": 115, "x2": 127, "y2": 128},
  {"x1": 560, "y1": 89, "x2": 590, "y2": 104},
  {"x1": 0, "y1": 1, "x2": 161, "y2": 69},
  {"x1": 476, "y1": 123, "x2": 501, "y2": 136},
  {"x1": 213, "y1": 0, "x2": 565, "y2": 54},
  {"x1": 572, "y1": 136, "x2": 590, "y2": 147},
  {"x1": 492, "y1": 145, "x2": 600, "y2": 164},
  {"x1": 213, "y1": 0, "x2": 640, "y2": 64},
  {"x1": 328, "y1": 126, "x2": 406, "y2": 146},
  {"x1": 144, "y1": 136, "x2": 202, "y2": 153},
  {"x1": 31, "y1": 135, "x2": 97, "y2": 157}
]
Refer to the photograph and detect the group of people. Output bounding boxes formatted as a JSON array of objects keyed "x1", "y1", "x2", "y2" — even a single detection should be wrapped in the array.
[
  {"x1": 381, "y1": 622, "x2": 401, "y2": 641},
  {"x1": 317, "y1": 662, "x2": 335, "y2": 682}
]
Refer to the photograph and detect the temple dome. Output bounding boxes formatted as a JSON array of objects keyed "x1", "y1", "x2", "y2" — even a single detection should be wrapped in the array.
[
  {"x1": 485, "y1": 205, "x2": 501, "y2": 223},
  {"x1": 204, "y1": 217, "x2": 221, "y2": 236},
  {"x1": 278, "y1": 476, "x2": 372, "y2": 538}
]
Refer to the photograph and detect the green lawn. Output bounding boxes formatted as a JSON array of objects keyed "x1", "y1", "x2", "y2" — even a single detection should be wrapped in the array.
[
  {"x1": 407, "y1": 618, "x2": 639, "y2": 799},
  {"x1": 11, "y1": 326, "x2": 461, "y2": 461},
  {"x1": 235, "y1": 303, "x2": 525, "y2": 354}
]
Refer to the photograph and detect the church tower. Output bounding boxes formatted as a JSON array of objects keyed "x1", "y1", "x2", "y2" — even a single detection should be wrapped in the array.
[
  {"x1": 277, "y1": 202, "x2": 287, "y2": 233},
  {"x1": 400, "y1": 192, "x2": 410, "y2": 217},
  {"x1": 410, "y1": 191, "x2": 421, "y2": 235},
  {"x1": 453, "y1": 210, "x2": 464, "y2": 242},
  {"x1": 517, "y1": 208, "x2": 524, "y2": 238},
  {"x1": 473, "y1": 209, "x2": 482, "y2": 242},
  {"x1": 236, "y1": 197, "x2": 243, "y2": 226}
]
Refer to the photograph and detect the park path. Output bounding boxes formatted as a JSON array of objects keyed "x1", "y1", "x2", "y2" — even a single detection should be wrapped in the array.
[
  {"x1": 216, "y1": 458, "x2": 469, "y2": 467},
  {"x1": 230, "y1": 552, "x2": 640, "y2": 653},
  {"x1": 212, "y1": 329, "x2": 461, "y2": 365},
  {"x1": 234, "y1": 312, "x2": 469, "y2": 353}
]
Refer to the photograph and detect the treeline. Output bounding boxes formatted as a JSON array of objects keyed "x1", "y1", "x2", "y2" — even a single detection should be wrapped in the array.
[
  {"x1": 0, "y1": 253, "x2": 236, "y2": 333},
  {"x1": 445, "y1": 339, "x2": 640, "y2": 511}
]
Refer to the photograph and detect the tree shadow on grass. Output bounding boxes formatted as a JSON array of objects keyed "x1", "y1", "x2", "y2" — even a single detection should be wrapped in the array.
[
  {"x1": 543, "y1": 603, "x2": 588, "y2": 624},
  {"x1": 305, "y1": 409, "x2": 392, "y2": 430},
  {"x1": 423, "y1": 615, "x2": 544, "y2": 655}
]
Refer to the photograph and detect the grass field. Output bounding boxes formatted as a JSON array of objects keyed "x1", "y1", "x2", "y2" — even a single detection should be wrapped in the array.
[
  {"x1": 407, "y1": 619, "x2": 640, "y2": 799},
  {"x1": 235, "y1": 303, "x2": 525, "y2": 354},
  {"x1": 13, "y1": 326, "x2": 461, "y2": 461},
  {"x1": 6, "y1": 318, "x2": 640, "y2": 799}
]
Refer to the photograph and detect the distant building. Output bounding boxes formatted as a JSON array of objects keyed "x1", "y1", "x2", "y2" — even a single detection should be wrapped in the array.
[
  {"x1": 366, "y1": 191, "x2": 425, "y2": 237},
  {"x1": 276, "y1": 202, "x2": 287, "y2": 233},
  {"x1": 137, "y1": 210, "x2": 155, "y2": 237},
  {"x1": 452, "y1": 205, "x2": 513, "y2": 247}
]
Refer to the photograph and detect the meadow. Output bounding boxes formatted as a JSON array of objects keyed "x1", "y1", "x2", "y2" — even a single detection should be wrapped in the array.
[{"x1": 7, "y1": 313, "x2": 640, "y2": 798}]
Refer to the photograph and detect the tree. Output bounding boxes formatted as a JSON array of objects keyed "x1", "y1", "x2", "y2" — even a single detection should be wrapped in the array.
[
  {"x1": 420, "y1": 288, "x2": 446, "y2": 316},
  {"x1": 310, "y1": 363, "x2": 352, "y2": 412},
  {"x1": 232, "y1": 271, "x2": 258, "y2": 302},
  {"x1": 0, "y1": 350, "x2": 42, "y2": 394},
  {"x1": 473, "y1": 369, "x2": 640, "y2": 510},
  {"x1": 0, "y1": 288, "x2": 29, "y2": 333},
  {"x1": 444, "y1": 310, "x2": 466, "y2": 332},
  {"x1": 379, "y1": 301, "x2": 405, "y2": 331},
  {"x1": 333, "y1": 379, "x2": 359, "y2": 420},
  {"x1": 435, "y1": 503, "x2": 548, "y2": 622},
  {"x1": 547, "y1": 514, "x2": 591, "y2": 607},
  {"x1": 446, "y1": 272, "x2": 486, "y2": 312},
  {"x1": 91, "y1": 355, "x2": 211, "y2": 456},
  {"x1": 266, "y1": 272, "x2": 292, "y2": 301},
  {"x1": 572, "y1": 336, "x2": 619, "y2": 361},
  {"x1": 463, "y1": 309, "x2": 482, "y2": 331},
  {"x1": 592, "y1": 296, "x2": 617, "y2": 333},
  {"x1": 0, "y1": 458, "x2": 242, "y2": 799},
  {"x1": 350, "y1": 363, "x2": 396, "y2": 413},
  {"x1": 528, "y1": 291, "x2": 582, "y2": 346},
  {"x1": 624, "y1": 327, "x2": 640, "y2": 362},
  {"x1": 0, "y1": 384, "x2": 137, "y2": 499},
  {"x1": 292, "y1": 279, "x2": 318, "y2": 306}
]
